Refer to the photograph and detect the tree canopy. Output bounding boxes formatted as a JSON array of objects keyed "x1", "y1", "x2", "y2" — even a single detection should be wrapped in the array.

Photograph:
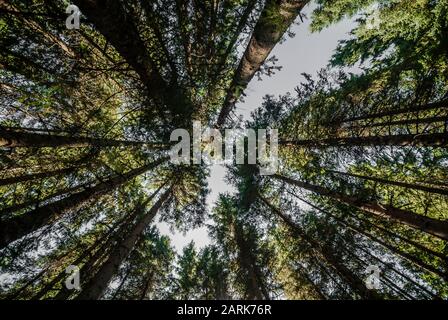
[{"x1": 0, "y1": 0, "x2": 447, "y2": 300}]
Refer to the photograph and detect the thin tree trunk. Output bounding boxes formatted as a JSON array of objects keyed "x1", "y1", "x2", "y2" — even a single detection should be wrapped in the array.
[
  {"x1": 231, "y1": 221, "x2": 265, "y2": 300},
  {"x1": 111, "y1": 267, "x2": 134, "y2": 300},
  {"x1": 288, "y1": 190, "x2": 447, "y2": 261},
  {"x1": 331, "y1": 99, "x2": 448, "y2": 124},
  {"x1": 0, "y1": 181, "x2": 92, "y2": 216},
  {"x1": 297, "y1": 195, "x2": 448, "y2": 280},
  {"x1": 73, "y1": 0, "x2": 167, "y2": 94},
  {"x1": 211, "y1": 0, "x2": 258, "y2": 83},
  {"x1": 328, "y1": 170, "x2": 448, "y2": 196},
  {"x1": 0, "y1": 157, "x2": 168, "y2": 249},
  {"x1": 280, "y1": 132, "x2": 448, "y2": 148},
  {"x1": 0, "y1": 2, "x2": 76, "y2": 58},
  {"x1": 54, "y1": 210, "x2": 145, "y2": 301},
  {"x1": 0, "y1": 128, "x2": 164, "y2": 148},
  {"x1": 139, "y1": 271, "x2": 155, "y2": 300},
  {"x1": 271, "y1": 174, "x2": 448, "y2": 241},
  {"x1": 75, "y1": 187, "x2": 172, "y2": 300},
  {"x1": 216, "y1": 0, "x2": 308, "y2": 127},
  {"x1": 344, "y1": 115, "x2": 448, "y2": 131},
  {"x1": 0, "y1": 166, "x2": 80, "y2": 186},
  {"x1": 258, "y1": 194, "x2": 382, "y2": 300}
]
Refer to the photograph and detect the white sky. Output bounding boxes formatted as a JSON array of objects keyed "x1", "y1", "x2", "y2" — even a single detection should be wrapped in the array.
[{"x1": 156, "y1": 2, "x2": 356, "y2": 253}]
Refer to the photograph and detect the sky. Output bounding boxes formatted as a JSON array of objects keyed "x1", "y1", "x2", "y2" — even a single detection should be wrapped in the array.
[{"x1": 156, "y1": 2, "x2": 357, "y2": 253}]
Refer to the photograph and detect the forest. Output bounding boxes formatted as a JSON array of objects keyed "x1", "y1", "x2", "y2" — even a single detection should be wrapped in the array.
[{"x1": 0, "y1": 0, "x2": 447, "y2": 300}]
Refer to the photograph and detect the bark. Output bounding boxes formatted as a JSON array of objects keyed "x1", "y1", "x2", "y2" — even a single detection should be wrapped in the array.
[
  {"x1": 280, "y1": 132, "x2": 448, "y2": 148},
  {"x1": 75, "y1": 187, "x2": 172, "y2": 300},
  {"x1": 258, "y1": 194, "x2": 382, "y2": 300},
  {"x1": 216, "y1": 0, "x2": 308, "y2": 127},
  {"x1": 73, "y1": 0, "x2": 167, "y2": 93},
  {"x1": 0, "y1": 2, "x2": 75, "y2": 58},
  {"x1": 272, "y1": 174, "x2": 448, "y2": 241},
  {"x1": 139, "y1": 271, "x2": 155, "y2": 300},
  {"x1": 211, "y1": 0, "x2": 258, "y2": 83},
  {"x1": 298, "y1": 196, "x2": 448, "y2": 280},
  {"x1": 333, "y1": 99, "x2": 448, "y2": 124},
  {"x1": 32, "y1": 235, "x2": 109, "y2": 300},
  {"x1": 232, "y1": 221, "x2": 265, "y2": 300},
  {"x1": 344, "y1": 115, "x2": 448, "y2": 131},
  {"x1": 0, "y1": 128, "x2": 164, "y2": 148},
  {"x1": 52, "y1": 223, "x2": 127, "y2": 300},
  {"x1": 0, "y1": 182, "x2": 91, "y2": 216},
  {"x1": 0, "y1": 157, "x2": 168, "y2": 249},
  {"x1": 329, "y1": 170, "x2": 448, "y2": 197}
]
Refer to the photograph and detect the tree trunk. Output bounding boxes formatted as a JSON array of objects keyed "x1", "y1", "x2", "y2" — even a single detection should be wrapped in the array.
[
  {"x1": 344, "y1": 115, "x2": 448, "y2": 131},
  {"x1": 0, "y1": 157, "x2": 168, "y2": 249},
  {"x1": 75, "y1": 187, "x2": 172, "y2": 300},
  {"x1": 280, "y1": 132, "x2": 448, "y2": 148},
  {"x1": 332, "y1": 99, "x2": 448, "y2": 124},
  {"x1": 258, "y1": 194, "x2": 382, "y2": 300},
  {"x1": 216, "y1": 0, "x2": 308, "y2": 127},
  {"x1": 329, "y1": 170, "x2": 448, "y2": 196},
  {"x1": 139, "y1": 271, "x2": 155, "y2": 300},
  {"x1": 272, "y1": 174, "x2": 448, "y2": 241},
  {"x1": 0, "y1": 128, "x2": 163, "y2": 148},
  {"x1": 73, "y1": 0, "x2": 167, "y2": 93},
  {"x1": 211, "y1": 0, "x2": 258, "y2": 84},
  {"x1": 231, "y1": 221, "x2": 265, "y2": 300},
  {"x1": 298, "y1": 195, "x2": 448, "y2": 280},
  {"x1": 0, "y1": 182, "x2": 91, "y2": 216},
  {"x1": 0, "y1": 166, "x2": 80, "y2": 186}
]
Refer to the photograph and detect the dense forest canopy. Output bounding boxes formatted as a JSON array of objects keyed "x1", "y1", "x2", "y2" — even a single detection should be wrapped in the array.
[{"x1": 0, "y1": 0, "x2": 447, "y2": 300}]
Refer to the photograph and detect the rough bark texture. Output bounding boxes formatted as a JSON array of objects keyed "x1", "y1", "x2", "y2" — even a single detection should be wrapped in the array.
[
  {"x1": 216, "y1": 0, "x2": 308, "y2": 127},
  {"x1": 0, "y1": 157, "x2": 168, "y2": 249},
  {"x1": 258, "y1": 194, "x2": 382, "y2": 300},
  {"x1": 272, "y1": 174, "x2": 448, "y2": 241},
  {"x1": 0, "y1": 166, "x2": 79, "y2": 186},
  {"x1": 334, "y1": 99, "x2": 448, "y2": 124},
  {"x1": 297, "y1": 195, "x2": 448, "y2": 280},
  {"x1": 0, "y1": 128, "x2": 159, "y2": 148},
  {"x1": 75, "y1": 187, "x2": 172, "y2": 300},
  {"x1": 231, "y1": 221, "x2": 265, "y2": 300},
  {"x1": 329, "y1": 170, "x2": 448, "y2": 196},
  {"x1": 73, "y1": 0, "x2": 167, "y2": 92},
  {"x1": 280, "y1": 132, "x2": 448, "y2": 148}
]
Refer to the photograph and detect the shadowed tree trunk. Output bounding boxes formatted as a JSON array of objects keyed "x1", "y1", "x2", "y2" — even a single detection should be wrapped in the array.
[
  {"x1": 328, "y1": 170, "x2": 448, "y2": 196},
  {"x1": 75, "y1": 187, "x2": 172, "y2": 300},
  {"x1": 295, "y1": 195, "x2": 448, "y2": 280},
  {"x1": 0, "y1": 157, "x2": 168, "y2": 249},
  {"x1": 139, "y1": 270, "x2": 155, "y2": 300},
  {"x1": 271, "y1": 174, "x2": 448, "y2": 241},
  {"x1": 73, "y1": 0, "x2": 188, "y2": 119},
  {"x1": 31, "y1": 217, "x2": 126, "y2": 300},
  {"x1": 280, "y1": 132, "x2": 448, "y2": 148},
  {"x1": 231, "y1": 220, "x2": 265, "y2": 300},
  {"x1": 344, "y1": 115, "x2": 448, "y2": 131},
  {"x1": 0, "y1": 182, "x2": 92, "y2": 216},
  {"x1": 258, "y1": 194, "x2": 382, "y2": 300},
  {"x1": 73, "y1": 0, "x2": 168, "y2": 92},
  {"x1": 330, "y1": 99, "x2": 448, "y2": 124},
  {"x1": 0, "y1": 166, "x2": 81, "y2": 186},
  {"x1": 216, "y1": 0, "x2": 308, "y2": 127},
  {"x1": 0, "y1": 128, "x2": 165, "y2": 148}
]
